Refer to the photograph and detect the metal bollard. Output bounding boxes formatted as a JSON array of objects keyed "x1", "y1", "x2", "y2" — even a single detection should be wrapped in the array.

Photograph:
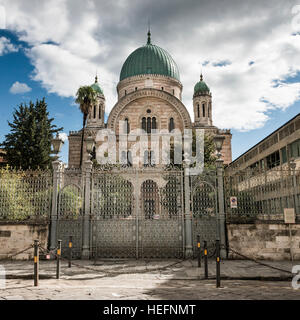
[
  {"x1": 204, "y1": 240, "x2": 208, "y2": 279},
  {"x1": 197, "y1": 235, "x2": 201, "y2": 268},
  {"x1": 216, "y1": 239, "x2": 221, "y2": 288},
  {"x1": 56, "y1": 240, "x2": 62, "y2": 279},
  {"x1": 34, "y1": 240, "x2": 39, "y2": 286},
  {"x1": 68, "y1": 236, "x2": 72, "y2": 268}
]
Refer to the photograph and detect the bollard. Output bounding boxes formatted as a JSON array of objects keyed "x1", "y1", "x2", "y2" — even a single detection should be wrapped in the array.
[
  {"x1": 216, "y1": 239, "x2": 221, "y2": 288},
  {"x1": 56, "y1": 239, "x2": 62, "y2": 279},
  {"x1": 34, "y1": 240, "x2": 39, "y2": 287},
  {"x1": 197, "y1": 235, "x2": 201, "y2": 268},
  {"x1": 204, "y1": 240, "x2": 208, "y2": 279},
  {"x1": 68, "y1": 236, "x2": 72, "y2": 268}
]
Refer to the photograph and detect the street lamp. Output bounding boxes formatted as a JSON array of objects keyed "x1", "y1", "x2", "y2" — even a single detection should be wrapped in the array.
[
  {"x1": 213, "y1": 134, "x2": 225, "y2": 159},
  {"x1": 213, "y1": 134, "x2": 226, "y2": 258},
  {"x1": 86, "y1": 135, "x2": 95, "y2": 161},
  {"x1": 51, "y1": 133, "x2": 64, "y2": 158}
]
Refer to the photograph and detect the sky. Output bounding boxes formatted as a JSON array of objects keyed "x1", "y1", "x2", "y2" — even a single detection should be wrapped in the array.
[{"x1": 0, "y1": 0, "x2": 300, "y2": 164}]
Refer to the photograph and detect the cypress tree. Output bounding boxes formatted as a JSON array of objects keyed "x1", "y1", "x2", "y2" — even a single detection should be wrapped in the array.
[{"x1": 1, "y1": 98, "x2": 63, "y2": 170}]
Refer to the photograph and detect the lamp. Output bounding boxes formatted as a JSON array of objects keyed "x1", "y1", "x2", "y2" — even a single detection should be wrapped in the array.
[
  {"x1": 86, "y1": 135, "x2": 95, "y2": 155},
  {"x1": 213, "y1": 135, "x2": 225, "y2": 159},
  {"x1": 51, "y1": 133, "x2": 64, "y2": 155}
]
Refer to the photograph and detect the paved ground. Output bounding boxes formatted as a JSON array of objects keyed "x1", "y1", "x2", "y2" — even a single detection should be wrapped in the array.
[{"x1": 0, "y1": 259, "x2": 300, "y2": 300}]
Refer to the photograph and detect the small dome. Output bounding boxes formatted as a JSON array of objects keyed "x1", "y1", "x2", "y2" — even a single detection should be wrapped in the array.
[
  {"x1": 91, "y1": 76, "x2": 104, "y2": 95},
  {"x1": 194, "y1": 74, "x2": 210, "y2": 95},
  {"x1": 120, "y1": 31, "x2": 180, "y2": 82}
]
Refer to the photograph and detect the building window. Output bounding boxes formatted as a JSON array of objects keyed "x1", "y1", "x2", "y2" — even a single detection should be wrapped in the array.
[
  {"x1": 161, "y1": 87, "x2": 164, "y2": 91},
  {"x1": 142, "y1": 116, "x2": 157, "y2": 133},
  {"x1": 135, "y1": 87, "x2": 138, "y2": 91},
  {"x1": 93, "y1": 105, "x2": 96, "y2": 119},
  {"x1": 124, "y1": 118, "x2": 130, "y2": 134},
  {"x1": 124, "y1": 90, "x2": 127, "y2": 96},
  {"x1": 197, "y1": 104, "x2": 200, "y2": 118},
  {"x1": 142, "y1": 117, "x2": 146, "y2": 131},
  {"x1": 147, "y1": 109, "x2": 151, "y2": 113},
  {"x1": 172, "y1": 89, "x2": 175, "y2": 95},
  {"x1": 266, "y1": 150, "x2": 280, "y2": 169},
  {"x1": 127, "y1": 151, "x2": 132, "y2": 167},
  {"x1": 208, "y1": 103, "x2": 211, "y2": 117},
  {"x1": 281, "y1": 147, "x2": 287, "y2": 164},
  {"x1": 169, "y1": 117, "x2": 175, "y2": 132},
  {"x1": 147, "y1": 117, "x2": 151, "y2": 134},
  {"x1": 202, "y1": 103, "x2": 205, "y2": 117},
  {"x1": 289, "y1": 139, "x2": 300, "y2": 159},
  {"x1": 99, "y1": 106, "x2": 101, "y2": 119},
  {"x1": 152, "y1": 117, "x2": 157, "y2": 130}
]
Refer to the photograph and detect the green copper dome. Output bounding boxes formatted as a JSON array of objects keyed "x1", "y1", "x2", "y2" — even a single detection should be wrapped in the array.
[
  {"x1": 120, "y1": 31, "x2": 180, "y2": 82},
  {"x1": 91, "y1": 76, "x2": 104, "y2": 95},
  {"x1": 194, "y1": 74, "x2": 210, "y2": 95}
]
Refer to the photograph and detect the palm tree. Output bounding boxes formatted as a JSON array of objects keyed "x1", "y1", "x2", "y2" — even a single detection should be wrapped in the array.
[{"x1": 75, "y1": 86, "x2": 97, "y2": 167}]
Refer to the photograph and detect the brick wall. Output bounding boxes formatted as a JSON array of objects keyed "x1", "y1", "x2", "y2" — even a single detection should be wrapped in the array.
[
  {"x1": 227, "y1": 222, "x2": 300, "y2": 260},
  {"x1": 0, "y1": 222, "x2": 49, "y2": 260}
]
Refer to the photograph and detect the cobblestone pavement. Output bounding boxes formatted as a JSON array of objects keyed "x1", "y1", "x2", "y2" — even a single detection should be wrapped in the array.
[{"x1": 0, "y1": 259, "x2": 299, "y2": 300}]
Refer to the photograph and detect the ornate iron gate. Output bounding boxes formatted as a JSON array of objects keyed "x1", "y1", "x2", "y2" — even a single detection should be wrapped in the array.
[
  {"x1": 91, "y1": 167, "x2": 184, "y2": 259},
  {"x1": 191, "y1": 170, "x2": 218, "y2": 257},
  {"x1": 56, "y1": 168, "x2": 83, "y2": 258}
]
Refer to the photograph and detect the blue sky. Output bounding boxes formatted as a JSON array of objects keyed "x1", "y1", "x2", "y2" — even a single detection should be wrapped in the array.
[{"x1": 0, "y1": 0, "x2": 300, "y2": 164}]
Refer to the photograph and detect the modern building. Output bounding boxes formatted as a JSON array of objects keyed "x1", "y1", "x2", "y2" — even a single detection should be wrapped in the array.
[
  {"x1": 227, "y1": 113, "x2": 300, "y2": 172},
  {"x1": 68, "y1": 31, "x2": 232, "y2": 167}
]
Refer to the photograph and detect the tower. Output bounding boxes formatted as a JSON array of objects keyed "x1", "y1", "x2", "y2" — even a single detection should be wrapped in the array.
[
  {"x1": 86, "y1": 75, "x2": 105, "y2": 128},
  {"x1": 193, "y1": 74, "x2": 213, "y2": 127}
]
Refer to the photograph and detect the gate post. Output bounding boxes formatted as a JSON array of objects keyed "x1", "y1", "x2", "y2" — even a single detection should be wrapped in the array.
[
  {"x1": 82, "y1": 160, "x2": 93, "y2": 259},
  {"x1": 183, "y1": 159, "x2": 193, "y2": 259},
  {"x1": 216, "y1": 159, "x2": 227, "y2": 258},
  {"x1": 50, "y1": 160, "x2": 63, "y2": 252}
]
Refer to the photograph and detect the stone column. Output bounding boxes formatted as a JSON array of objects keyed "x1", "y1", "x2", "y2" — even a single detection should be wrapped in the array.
[
  {"x1": 183, "y1": 159, "x2": 193, "y2": 259},
  {"x1": 50, "y1": 160, "x2": 63, "y2": 251},
  {"x1": 216, "y1": 158, "x2": 227, "y2": 258},
  {"x1": 82, "y1": 160, "x2": 93, "y2": 259}
]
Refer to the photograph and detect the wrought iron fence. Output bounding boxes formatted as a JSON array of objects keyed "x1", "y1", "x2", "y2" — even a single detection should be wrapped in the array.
[
  {"x1": 0, "y1": 167, "x2": 52, "y2": 221},
  {"x1": 224, "y1": 167, "x2": 300, "y2": 222}
]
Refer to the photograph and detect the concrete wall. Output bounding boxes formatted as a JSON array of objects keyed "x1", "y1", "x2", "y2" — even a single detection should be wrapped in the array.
[
  {"x1": 227, "y1": 222, "x2": 300, "y2": 260},
  {"x1": 0, "y1": 222, "x2": 49, "y2": 260}
]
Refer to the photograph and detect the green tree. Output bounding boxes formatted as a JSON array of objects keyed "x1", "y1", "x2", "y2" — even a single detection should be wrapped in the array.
[
  {"x1": 1, "y1": 99, "x2": 62, "y2": 170},
  {"x1": 75, "y1": 86, "x2": 97, "y2": 167}
]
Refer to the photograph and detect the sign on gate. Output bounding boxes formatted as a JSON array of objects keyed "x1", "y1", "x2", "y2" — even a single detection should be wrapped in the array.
[{"x1": 230, "y1": 196, "x2": 238, "y2": 208}]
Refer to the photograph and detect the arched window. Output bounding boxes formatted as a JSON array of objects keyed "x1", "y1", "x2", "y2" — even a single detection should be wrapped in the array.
[
  {"x1": 147, "y1": 117, "x2": 151, "y2": 134},
  {"x1": 93, "y1": 105, "x2": 96, "y2": 119},
  {"x1": 208, "y1": 102, "x2": 211, "y2": 117},
  {"x1": 124, "y1": 118, "x2": 130, "y2": 134},
  {"x1": 150, "y1": 150, "x2": 155, "y2": 166},
  {"x1": 142, "y1": 117, "x2": 146, "y2": 131},
  {"x1": 127, "y1": 151, "x2": 132, "y2": 167},
  {"x1": 99, "y1": 106, "x2": 101, "y2": 119},
  {"x1": 135, "y1": 87, "x2": 138, "y2": 91},
  {"x1": 124, "y1": 90, "x2": 127, "y2": 96},
  {"x1": 144, "y1": 150, "x2": 149, "y2": 166},
  {"x1": 197, "y1": 104, "x2": 200, "y2": 118},
  {"x1": 161, "y1": 87, "x2": 164, "y2": 91},
  {"x1": 152, "y1": 117, "x2": 157, "y2": 130},
  {"x1": 172, "y1": 89, "x2": 175, "y2": 95},
  {"x1": 202, "y1": 103, "x2": 205, "y2": 117},
  {"x1": 169, "y1": 117, "x2": 175, "y2": 132}
]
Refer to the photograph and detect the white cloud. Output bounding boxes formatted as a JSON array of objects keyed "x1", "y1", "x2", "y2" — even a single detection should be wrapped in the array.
[
  {"x1": 2, "y1": 0, "x2": 300, "y2": 131},
  {"x1": 0, "y1": 36, "x2": 18, "y2": 55},
  {"x1": 9, "y1": 81, "x2": 32, "y2": 94},
  {"x1": 59, "y1": 132, "x2": 68, "y2": 142}
]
